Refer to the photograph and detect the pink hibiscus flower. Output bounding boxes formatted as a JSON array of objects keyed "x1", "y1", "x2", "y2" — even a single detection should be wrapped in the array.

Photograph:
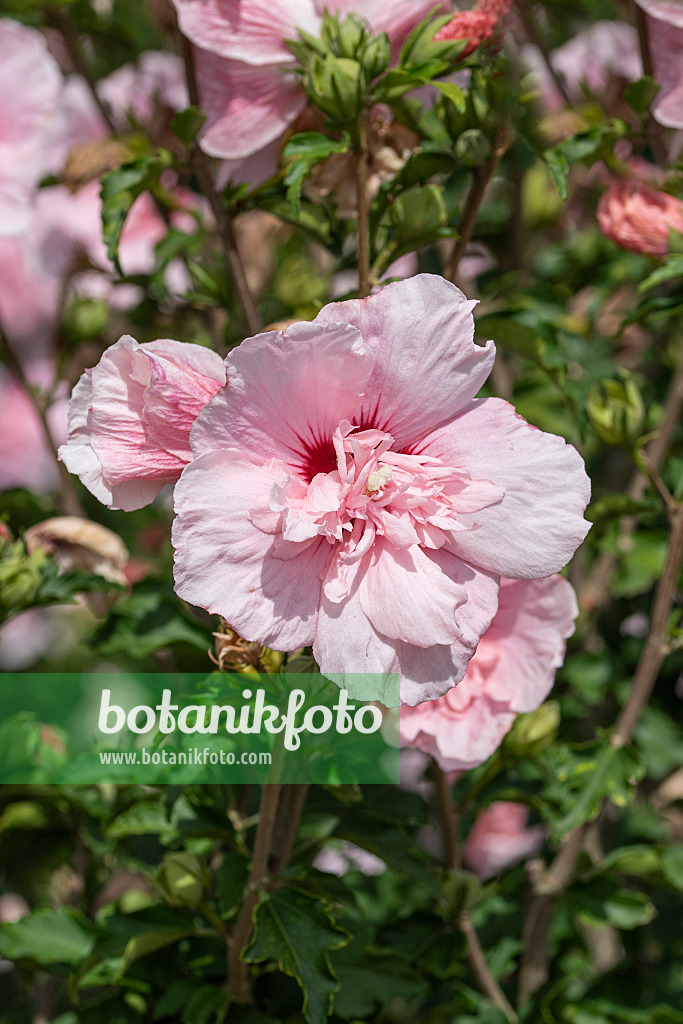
[
  {"x1": 463, "y1": 802, "x2": 546, "y2": 880},
  {"x1": 434, "y1": 0, "x2": 512, "y2": 57},
  {"x1": 172, "y1": 275, "x2": 590, "y2": 704},
  {"x1": 634, "y1": 0, "x2": 683, "y2": 129},
  {"x1": 399, "y1": 575, "x2": 577, "y2": 767},
  {"x1": 0, "y1": 20, "x2": 62, "y2": 236},
  {"x1": 172, "y1": 0, "x2": 440, "y2": 168},
  {"x1": 59, "y1": 336, "x2": 226, "y2": 511},
  {"x1": 597, "y1": 178, "x2": 683, "y2": 257}
]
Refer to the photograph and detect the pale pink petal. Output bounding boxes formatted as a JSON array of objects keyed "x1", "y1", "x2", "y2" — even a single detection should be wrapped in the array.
[
  {"x1": 41, "y1": 76, "x2": 108, "y2": 176},
  {"x1": 635, "y1": 0, "x2": 683, "y2": 26},
  {"x1": 172, "y1": 449, "x2": 329, "y2": 648},
  {"x1": 323, "y1": 0, "x2": 444, "y2": 49},
  {"x1": 173, "y1": 0, "x2": 318, "y2": 63},
  {"x1": 419, "y1": 398, "x2": 590, "y2": 578},
  {"x1": 483, "y1": 576, "x2": 578, "y2": 712},
  {"x1": 405, "y1": 693, "x2": 516, "y2": 772},
  {"x1": 646, "y1": 15, "x2": 683, "y2": 128},
  {"x1": 359, "y1": 540, "x2": 468, "y2": 648},
  {"x1": 313, "y1": 275, "x2": 495, "y2": 450},
  {"x1": 216, "y1": 138, "x2": 283, "y2": 188},
  {"x1": 196, "y1": 51, "x2": 307, "y2": 159},
  {"x1": 190, "y1": 321, "x2": 373, "y2": 478},
  {"x1": 463, "y1": 802, "x2": 546, "y2": 880},
  {"x1": 58, "y1": 370, "x2": 113, "y2": 506}
]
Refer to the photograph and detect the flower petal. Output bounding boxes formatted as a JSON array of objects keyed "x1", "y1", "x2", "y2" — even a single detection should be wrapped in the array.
[
  {"x1": 173, "y1": 0, "x2": 318, "y2": 63},
  {"x1": 314, "y1": 274, "x2": 495, "y2": 450},
  {"x1": 482, "y1": 575, "x2": 578, "y2": 712},
  {"x1": 190, "y1": 321, "x2": 373, "y2": 478},
  {"x1": 195, "y1": 51, "x2": 307, "y2": 159},
  {"x1": 419, "y1": 397, "x2": 591, "y2": 578},
  {"x1": 173, "y1": 449, "x2": 329, "y2": 648}
]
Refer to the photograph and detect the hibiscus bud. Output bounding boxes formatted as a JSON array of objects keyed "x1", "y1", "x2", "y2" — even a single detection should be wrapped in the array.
[
  {"x1": 597, "y1": 179, "x2": 683, "y2": 258},
  {"x1": 362, "y1": 34, "x2": 391, "y2": 81},
  {"x1": 587, "y1": 375, "x2": 645, "y2": 447},
  {"x1": 307, "y1": 55, "x2": 365, "y2": 126},
  {"x1": 0, "y1": 538, "x2": 44, "y2": 614},
  {"x1": 156, "y1": 852, "x2": 209, "y2": 909},
  {"x1": 456, "y1": 129, "x2": 492, "y2": 167},
  {"x1": 400, "y1": 13, "x2": 470, "y2": 68},
  {"x1": 502, "y1": 701, "x2": 560, "y2": 759},
  {"x1": 337, "y1": 13, "x2": 367, "y2": 59},
  {"x1": 63, "y1": 297, "x2": 109, "y2": 344}
]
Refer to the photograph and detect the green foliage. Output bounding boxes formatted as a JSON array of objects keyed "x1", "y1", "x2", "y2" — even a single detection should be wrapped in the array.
[{"x1": 100, "y1": 151, "x2": 173, "y2": 271}]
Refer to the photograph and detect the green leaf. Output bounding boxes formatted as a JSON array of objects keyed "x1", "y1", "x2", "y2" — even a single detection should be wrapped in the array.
[
  {"x1": 0, "y1": 908, "x2": 95, "y2": 965},
  {"x1": 543, "y1": 149, "x2": 569, "y2": 200},
  {"x1": 89, "y1": 580, "x2": 208, "y2": 659},
  {"x1": 216, "y1": 851, "x2": 250, "y2": 919},
  {"x1": 390, "y1": 183, "x2": 448, "y2": 243},
  {"x1": 571, "y1": 879, "x2": 656, "y2": 930},
  {"x1": 122, "y1": 927, "x2": 195, "y2": 972},
  {"x1": 282, "y1": 131, "x2": 350, "y2": 213},
  {"x1": 662, "y1": 845, "x2": 683, "y2": 890},
  {"x1": 551, "y1": 744, "x2": 645, "y2": 840},
  {"x1": 332, "y1": 959, "x2": 427, "y2": 1019},
  {"x1": 638, "y1": 256, "x2": 683, "y2": 292},
  {"x1": 244, "y1": 887, "x2": 350, "y2": 1024},
  {"x1": 431, "y1": 79, "x2": 467, "y2": 113},
  {"x1": 100, "y1": 151, "x2": 173, "y2": 271},
  {"x1": 624, "y1": 75, "x2": 660, "y2": 116},
  {"x1": 170, "y1": 105, "x2": 207, "y2": 147}
]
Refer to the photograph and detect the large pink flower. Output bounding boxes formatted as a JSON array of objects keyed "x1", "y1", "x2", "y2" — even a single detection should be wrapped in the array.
[
  {"x1": 172, "y1": 0, "x2": 440, "y2": 165},
  {"x1": 597, "y1": 178, "x2": 683, "y2": 257},
  {"x1": 59, "y1": 337, "x2": 226, "y2": 511},
  {"x1": 172, "y1": 275, "x2": 590, "y2": 704},
  {"x1": 463, "y1": 802, "x2": 546, "y2": 880},
  {"x1": 399, "y1": 575, "x2": 577, "y2": 767},
  {"x1": 634, "y1": 0, "x2": 683, "y2": 129},
  {"x1": 0, "y1": 20, "x2": 62, "y2": 236}
]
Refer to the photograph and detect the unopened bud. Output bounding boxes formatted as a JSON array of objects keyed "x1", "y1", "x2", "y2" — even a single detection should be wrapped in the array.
[
  {"x1": 306, "y1": 55, "x2": 365, "y2": 125},
  {"x1": 503, "y1": 701, "x2": 560, "y2": 759},
  {"x1": 587, "y1": 374, "x2": 645, "y2": 446},
  {"x1": 156, "y1": 852, "x2": 209, "y2": 909},
  {"x1": 24, "y1": 517, "x2": 128, "y2": 585},
  {"x1": 456, "y1": 129, "x2": 491, "y2": 167},
  {"x1": 362, "y1": 33, "x2": 391, "y2": 81}
]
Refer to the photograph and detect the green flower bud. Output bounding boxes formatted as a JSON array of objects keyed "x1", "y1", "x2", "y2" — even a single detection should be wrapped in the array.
[
  {"x1": 587, "y1": 374, "x2": 645, "y2": 446},
  {"x1": 400, "y1": 13, "x2": 469, "y2": 69},
  {"x1": 63, "y1": 298, "x2": 109, "y2": 344},
  {"x1": 0, "y1": 539, "x2": 44, "y2": 615},
  {"x1": 456, "y1": 129, "x2": 491, "y2": 167},
  {"x1": 337, "y1": 13, "x2": 366, "y2": 59},
  {"x1": 502, "y1": 701, "x2": 560, "y2": 759},
  {"x1": 306, "y1": 55, "x2": 365, "y2": 126},
  {"x1": 156, "y1": 851, "x2": 209, "y2": 909},
  {"x1": 361, "y1": 33, "x2": 391, "y2": 82}
]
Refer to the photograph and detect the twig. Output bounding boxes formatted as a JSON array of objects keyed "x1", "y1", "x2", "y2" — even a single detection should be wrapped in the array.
[
  {"x1": 0, "y1": 326, "x2": 82, "y2": 517},
  {"x1": 178, "y1": 32, "x2": 262, "y2": 336},
  {"x1": 514, "y1": 1, "x2": 574, "y2": 109},
  {"x1": 445, "y1": 118, "x2": 510, "y2": 282},
  {"x1": 228, "y1": 784, "x2": 282, "y2": 1002},
  {"x1": 634, "y1": 447, "x2": 676, "y2": 517},
  {"x1": 632, "y1": 2, "x2": 669, "y2": 166},
  {"x1": 518, "y1": 497, "x2": 683, "y2": 1004},
  {"x1": 356, "y1": 110, "x2": 371, "y2": 299},
  {"x1": 46, "y1": 10, "x2": 118, "y2": 135},
  {"x1": 433, "y1": 763, "x2": 461, "y2": 870},
  {"x1": 270, "y1": 784, "x2": 309, "y2": 875},
  {"x1": 461, "y1": 913, "x2": 518, "y2": 1023}
]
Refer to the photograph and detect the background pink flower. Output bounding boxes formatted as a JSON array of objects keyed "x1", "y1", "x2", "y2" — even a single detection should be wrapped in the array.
[
  {"x1": 0, "y1": 20, "x2": 62, "y2": 236},
  {"x1": 597, "y1": 178, "x2": 683, "y2": 257},
  {"x1": 463, "y1": 802, "x2": 546, "y2": 880},
  {"x1": 172, "y1": 275, "x2": 590, "y2": 705},
  {"x1": 634, "y1": 0, "x2": 683, "y2": 129},
  {"x1": 60, "y1": 336, "x2": 226, "y2": 511},
  {"x1": 399, "y1": 575, "x2": 578, "y2": 769},
  {"x1": 172, "y1": 0, "x2": 440, "y2": 172},
  {"x1": 0, "y1": 367, "x2": 67, "y2": 494}
]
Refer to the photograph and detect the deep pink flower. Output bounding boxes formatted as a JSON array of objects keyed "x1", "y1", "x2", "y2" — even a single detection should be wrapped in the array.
[
  {"x1": 434, "y1": 0, "x2": 512, "y2": 57},
  {"x1": 59, "y1": 337, "x2": 226, "y2": 511},
  {"x1": 634, "y1": 0, "x2": 683, "y2": 129},
  {"x1": 0, "y1": 20, "x2": 62, "y2": 236},
  {"x1": 172, "y1": 0, "x2": 440, "y2": 164},
  {"x1": 399, "y1": 575, "x2": 577, "y2": 767},
  {"x1": 597, "y1": 178, "x2": 683, "y2": 257},
  {"x1": 463, "y1": 802, "x2": 545, "y2": 880},
  {"x1": 172, "y1": 275, "x2": 590, "y2": 704}
]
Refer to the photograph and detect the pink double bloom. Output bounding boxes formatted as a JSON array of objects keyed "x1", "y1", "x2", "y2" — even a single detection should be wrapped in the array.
[{"x1": 61, "y1": 275, "x2": 590, "y2": 704}]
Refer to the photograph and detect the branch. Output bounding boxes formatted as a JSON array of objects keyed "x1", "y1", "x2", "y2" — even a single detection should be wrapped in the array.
[
  {"x1": 445, "y1": 118, "x2": 510, "y2": 282},
  {"x1": 270, "y1": 784, "x2": 309, "y2": 875},
  {"x1": 433, "y1": 762, "x2": 461, "y2": 870},
  {"x1": 356, "y1": 110, "x2": 371, "y2": 299},
  {"x1": 228, "y1": 783, "x2": 283, "y2": 1002},
  {"x1": 178, "y1": 32, "x2": 263, "y2": 337},
  {"x1": 46, "y1": 10, "x2": 118, "y2": 135},
  {"x1": 461, "y1": 913, "x2": 518, "y2": 1023},
  {"x1": 0, "y1": 325, "x2": 82, "y2": 517},
  {"x1": 514, "y1": 1, "x2": 574, "y2": 109}
]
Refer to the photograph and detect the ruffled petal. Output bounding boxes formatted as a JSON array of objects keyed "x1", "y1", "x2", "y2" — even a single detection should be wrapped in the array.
[
  {"x1": 190, "y1": 321, "x2": 373, "y2": 478},
  {"x1": 173, "y1": 449, "x2": 329, "y2": 648},
  {"x1": 313, "y1": 274, "x2": 495, "y2": 450},
  {"x1": 419, "y1": 397, "x2": 591, "y2": 578},
  {"x1": 195, "y1": 50, "x2": 306, "y2": 159},
  {"x1": 173, "y1": 0, "x2": 318, "y2": 63}
]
